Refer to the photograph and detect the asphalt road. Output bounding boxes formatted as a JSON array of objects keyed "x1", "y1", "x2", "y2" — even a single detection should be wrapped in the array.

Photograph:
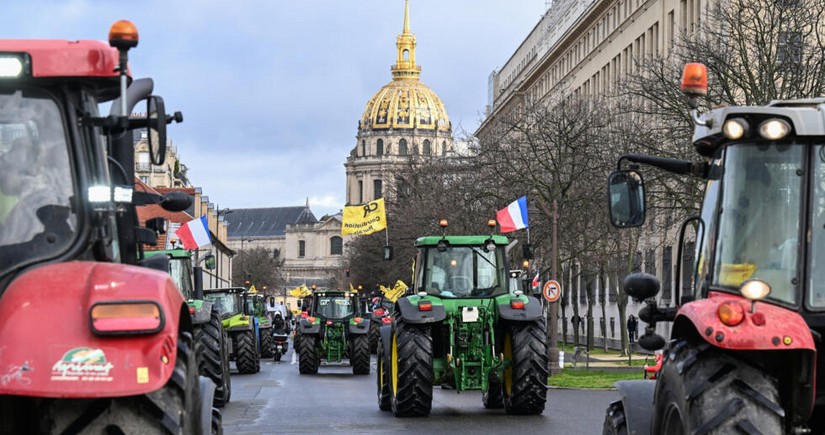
[{"x1": 221, "y1": 347, "x2": 620, "y2": 434}]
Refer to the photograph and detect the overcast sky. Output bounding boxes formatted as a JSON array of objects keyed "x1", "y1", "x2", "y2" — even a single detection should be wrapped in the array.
[{"x1": 3, "y1": 0, "x2": 548, "y2": 217}]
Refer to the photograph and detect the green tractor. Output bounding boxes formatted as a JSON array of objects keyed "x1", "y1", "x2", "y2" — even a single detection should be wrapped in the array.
[
  {"x1": 377, "y1": 226, "x2": 548, "y2": 417},
  {"x1": 246, "y1": 292, "x2": 274, "y2": 358},
  {"x1": 204, "y1": 287, "x2": 261, "y2": 374},
  {"x1": 145, "y1": 249, "x2": 232, "y2": 408},
  {"x1": 297, "y1": 288, "x2": 371, "y2": 375}
]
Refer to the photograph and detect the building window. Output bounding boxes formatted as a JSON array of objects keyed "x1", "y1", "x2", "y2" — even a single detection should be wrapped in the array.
[
  {"x1": 374, "y1": 179, "x2": 383, "y2": 200},
  {"x1": 376, "y1": 139, "x2": 384, "y2": 156},
  {"x1": 423, "y1": 139, "x2": 431, "y2": 155},
  {"x1": 358, "y1": 180, "x2": 363, "y2": 204},
  {"x1": 399, "y1": 139, "x2": 408, "y2": 155},
  {"x1": 778, "y1": 31, "x2": 802, "y2": 68},
  {"x1": 442, "y1": 141, "x2": 447, "y2": 156},
  {"x1": 330, "y1": 236, "x2": 343, "y2": 255},
  {"x1": 298, "y1": 240, "x2": 306, "y2": 258},
  {"x1": 361, "y1": 140, "x2": 366, "y2": 156}
]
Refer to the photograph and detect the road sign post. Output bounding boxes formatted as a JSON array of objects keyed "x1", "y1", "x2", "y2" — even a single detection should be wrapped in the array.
[{"x1": 543, "y1": 280, "x2": 561, "y2": 302}]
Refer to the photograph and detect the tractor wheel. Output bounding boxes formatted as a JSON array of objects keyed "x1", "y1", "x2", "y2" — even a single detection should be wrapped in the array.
[
  {"x1": 193, "y1": 308, "x2": 232, "y2": 408},
  {"x1": 503, "y1": 320, "x2": 547, "y2": 415},
  {"x1": 260, "y1": 328, "x2": 273, "y2": 358},
  {"x1": 299, "y1": 334, "x2": 320, "y2": 374},
  {"x1": 482, "y1": 371, "x2": 504, "y2": 409},
  {"x1": 369, "y1": 319, "x2": 380, "y2": 354},
  {"x1": 390, "y1": 319, "x2": 433, "y2": 417},
  {"x1": 602, "y1": 400, "x2": 628, "y2": 435},
  {"x1": 235, "y1": 330, "x2": 258, "y2": 374},
  {"x1": 376, "y1": 334, "x2": 392, "y2": 411},
  {"x1": 31, "y1": 331, "x2": 203, "y2": 434},
  {"x1": 651, "y1": 340, "x2": 783, "y2": 434},
  {"x1": 351, "y1": 333, "x2": 371, "y2": 375}
]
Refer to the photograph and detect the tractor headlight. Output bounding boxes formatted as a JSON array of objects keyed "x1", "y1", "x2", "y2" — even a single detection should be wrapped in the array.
[
  {"x1": 723, "y1": 118, "x2": 749, "y2": 140},
  {"x1": 0, "y1": 55, "x2": 26, "y2": 78},
  {"x1": 740, "y1": 279, "x2": 771, "y2": 301},
  {"x1": 758, "y1": 119, "x2": 791, "y2": 140}
]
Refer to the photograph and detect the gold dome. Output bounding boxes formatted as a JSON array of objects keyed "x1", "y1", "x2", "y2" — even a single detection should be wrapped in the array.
[
  {"x1": 360, "y1": 80, "x2": 450, "y2": 133},
  {"x1": 359, "y1": 0, "x2": 451, "y2": 134}
]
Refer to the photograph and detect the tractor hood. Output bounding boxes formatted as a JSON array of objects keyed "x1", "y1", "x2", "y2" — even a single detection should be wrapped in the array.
[{"x1": 0, "y1": 261, "x2": 185, "y2": 398}]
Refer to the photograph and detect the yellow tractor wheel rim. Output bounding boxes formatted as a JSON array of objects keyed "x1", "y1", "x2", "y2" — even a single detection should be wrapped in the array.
[
  {"x1": 503, "y1": 332, "x2": 513, "y2": 396},
  {"x1": 391, "y1": 333, "x2": 399, "y2": 395}
]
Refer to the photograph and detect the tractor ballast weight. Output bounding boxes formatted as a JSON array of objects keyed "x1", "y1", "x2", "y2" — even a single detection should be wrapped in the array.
[
  {"x1": 297, "y1": 288, "x2": 371, "y2": 375},
  {"x1": 0, "y1": 23, "x2": 212, "y2": 433},
  {"x1": 602, "y1": 64, "x2": 822, "y2": 434},
  {"x1": 377, "y1": 233, "x2": 548, "y2": 418}
]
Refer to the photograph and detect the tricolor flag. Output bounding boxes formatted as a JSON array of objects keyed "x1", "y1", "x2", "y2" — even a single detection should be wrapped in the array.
[
  {"x1": 496, "y1": 196, "x2": 529, "y2": 233},
  {"x1": 531, "y1": 271, "x2": 540, "y2": 289},
  {"x1": 176, "y1": 216, "x2": 212, "y2": 250}
]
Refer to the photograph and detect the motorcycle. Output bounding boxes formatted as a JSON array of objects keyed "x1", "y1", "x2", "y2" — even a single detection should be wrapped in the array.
[{"x1": 272, "y1": 328, "x2": 290, "y2": 362}]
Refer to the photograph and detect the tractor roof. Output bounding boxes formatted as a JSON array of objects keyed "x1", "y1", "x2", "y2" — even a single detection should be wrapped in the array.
[
  {"x1": 415, "y1": 235, "x2": 509, "y2": 247},
  {"x1": 0, "y1": 40, "x2": 121, "y2": 78},
  {"x1": 144, "y1": 249, "x2": 191, "y2": 259},
  {"x1": 204, "y1": 287, "x2": 246, "y2": 294}
]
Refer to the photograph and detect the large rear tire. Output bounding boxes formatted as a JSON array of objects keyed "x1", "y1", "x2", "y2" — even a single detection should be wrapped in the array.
[
  {"x1": 299, "y1": 334, "x2": 320, "y2": 374},
  {"x1": 194, "y1": 308, "x2": 232, "y2": 407},
  {"x1": 602, "y1": 400, "x2": 628, "y2": 435},
  {"x1": 351, "y1": 333, "x2": 371, "y2": 375},
  {"x1": 26, "y1": 331, "x2": 203, "y2": 434},
  {"x1": 503, "y1": 320, "x2": 547, "y2": 415},
  {"x1": 376, "y1": 334, "x2": 392, "y2": 411},
  {"x1": 235, "y1": 330, "x2": 258, "y2": 375},
  {"x1": 260, "y1": 328, "x2": 273, "y2": 358},
  {"x1": 391, "y1": 320, "x2": 433, "y2": 417},
  {"x1": 483, "y1": 371, "x2": 504, "y2": 409},
  {"x1": 652, "y1": 341, "x2": 783, "y2": 434},
  {"x1": 369, "y1": 319, "x2": 380, "y2": 354}
]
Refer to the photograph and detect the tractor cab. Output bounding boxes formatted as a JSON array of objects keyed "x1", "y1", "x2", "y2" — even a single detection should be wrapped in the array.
[
  {"x1": 312, "y1": 289, "x2": 357, "y2": 321},
  {"x1": 414, "y1": 235, "x2": 510, "y2": 299},
  {"x1": 205, "y1": 287, "x2": 245, "y2": 320}
]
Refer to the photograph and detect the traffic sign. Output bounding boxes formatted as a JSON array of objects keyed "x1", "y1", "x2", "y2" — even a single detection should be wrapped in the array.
[{"x1": 543, "y1": 280, "x2": 561, "y2": 302}]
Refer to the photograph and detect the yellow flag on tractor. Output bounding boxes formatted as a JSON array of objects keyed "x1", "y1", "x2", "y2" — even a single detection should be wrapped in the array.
[
  {"x1": 380, "y1": 280, "x2": 408, "y2": 302},
  {"x1": 288, "y1": 284, "x2": 312, "y2": 298},
  {"x1": 341, "y1": 197, "x2": 387, "y2": 236}
]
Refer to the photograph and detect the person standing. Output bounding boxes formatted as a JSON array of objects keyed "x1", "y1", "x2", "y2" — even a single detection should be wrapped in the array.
[{"x1": 627, "y1": 314, "x2": 638, "y2": 343}]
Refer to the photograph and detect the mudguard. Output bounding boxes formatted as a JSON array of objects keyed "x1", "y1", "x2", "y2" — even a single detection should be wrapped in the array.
[
  {"x1": 190, "y1": 300, "x2": 213, "y2": 325},
  {"x1": 300, "y1": 318, "x2": 321, "y2": 335},
  {"x1": 611, "y1": 380, "x2": 656, "y2": 435},
  {"x1": 674, "y1": 292, "x2": 816, "y2": 351},
  {"x1": 396, "y1": 297, "x2": 446, "y2": 324},
  {"x1": 0, "y1": 261, "x2": 187, "y2": 398},
  {"x1": 379, "y1": 323, "x2": 393, "y2": 363},
  {"x1": 349, "y1": 318, "x2": 370, "y2": 335},
  {"x1": 497, "y1": 295, "x2": 543, "y2": 321}
]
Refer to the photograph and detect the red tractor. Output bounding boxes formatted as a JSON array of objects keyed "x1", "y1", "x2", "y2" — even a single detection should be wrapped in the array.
[
  {"x1": 603, "y1": 63, "x2": 823, "y2": 434},
  {"x1": 0, "y1": 22, "x2": 216, "y2": 433}
]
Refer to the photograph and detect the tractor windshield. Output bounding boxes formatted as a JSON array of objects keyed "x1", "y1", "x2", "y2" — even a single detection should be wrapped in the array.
[
  {"x1": 0, "y1": 89, "x2": 76, "y2": 275},
  {"x1": 314, "y1": 295, "x2": 354, "y2": 319},
  {"x1": 713, "y1": 143, "x2": 803, "y2": 305},
  {"x1": 205, "y1": 292, "x2": 242, "y2": 318},
  {"x1": 168, "y1": 258, "x2": 194, "y2": 299},
  {"x1": 807, "y1": 144, "x2": 825, "y2": 309},
  {"x1": 422, "y1": 246, "x2": 506, "y2": 298},
  {"x1": 246, "y1": 296, "x2": 265, "y2": 317}
]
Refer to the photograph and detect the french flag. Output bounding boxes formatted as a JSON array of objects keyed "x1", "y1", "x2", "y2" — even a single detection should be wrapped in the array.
[
  {"x1": 496, "y1": 196, "x2": 529, "y2": 233},
  {"x1": 531, "y1": 271, "x2": 540, "y2": 289},
  {"x1": 176, "y1": 216, "x2": 212, "y2": 250}
]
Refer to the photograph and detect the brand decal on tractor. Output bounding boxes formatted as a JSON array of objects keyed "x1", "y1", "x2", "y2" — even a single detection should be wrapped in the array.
[{"x1": 50, "y1": 348, "x2": 114, "y2": 382}]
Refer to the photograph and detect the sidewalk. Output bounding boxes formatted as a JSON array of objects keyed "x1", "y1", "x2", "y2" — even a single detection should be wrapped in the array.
[{"x1": 556, "y1": 334, "x2": 654, "y2": 371}]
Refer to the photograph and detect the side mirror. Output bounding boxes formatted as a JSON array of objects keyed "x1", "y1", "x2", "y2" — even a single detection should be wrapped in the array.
[
  {"x1": 145, "y1": 217, "x2": 167, "y2": 234},
  {"x1": 522, "y1": 244, "x2": 534, "y2": 260},
  {"x1": 608, "y1": 170, "x2": 646, "y2": 228},
  {"x1": 203, "y1": 254, "x2": 216, "y2": 270},
  {"x1": 623, "y1": 273, "x2": 660, "y2": 301},
  {"x1": 146, "y1": 96, "x2": 168, "y2": 165},
  {"x1": 161, "y1": 191, "x2": 192, "y2": 212}
]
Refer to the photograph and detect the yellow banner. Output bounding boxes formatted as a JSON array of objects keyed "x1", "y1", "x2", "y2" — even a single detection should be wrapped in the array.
[
  {"x1": 380, "y1": 280, "x2": 408, "y2": 303},
  {"x1": 342, "y1": 197, "x2": 387, "y2": 236},
  {"x1": 288, "y1": 284, "x2": 312, "y2": 298}
]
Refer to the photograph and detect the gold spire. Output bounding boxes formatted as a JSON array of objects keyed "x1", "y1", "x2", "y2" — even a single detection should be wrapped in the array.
[{"x1": 391, "y1": 0, "x2": 421, "y2": 81}]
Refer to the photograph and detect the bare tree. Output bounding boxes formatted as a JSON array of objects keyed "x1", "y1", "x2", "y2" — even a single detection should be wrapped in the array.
[{"x1": 232, "y1": 247, "x2": 283, "y2": 295}]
